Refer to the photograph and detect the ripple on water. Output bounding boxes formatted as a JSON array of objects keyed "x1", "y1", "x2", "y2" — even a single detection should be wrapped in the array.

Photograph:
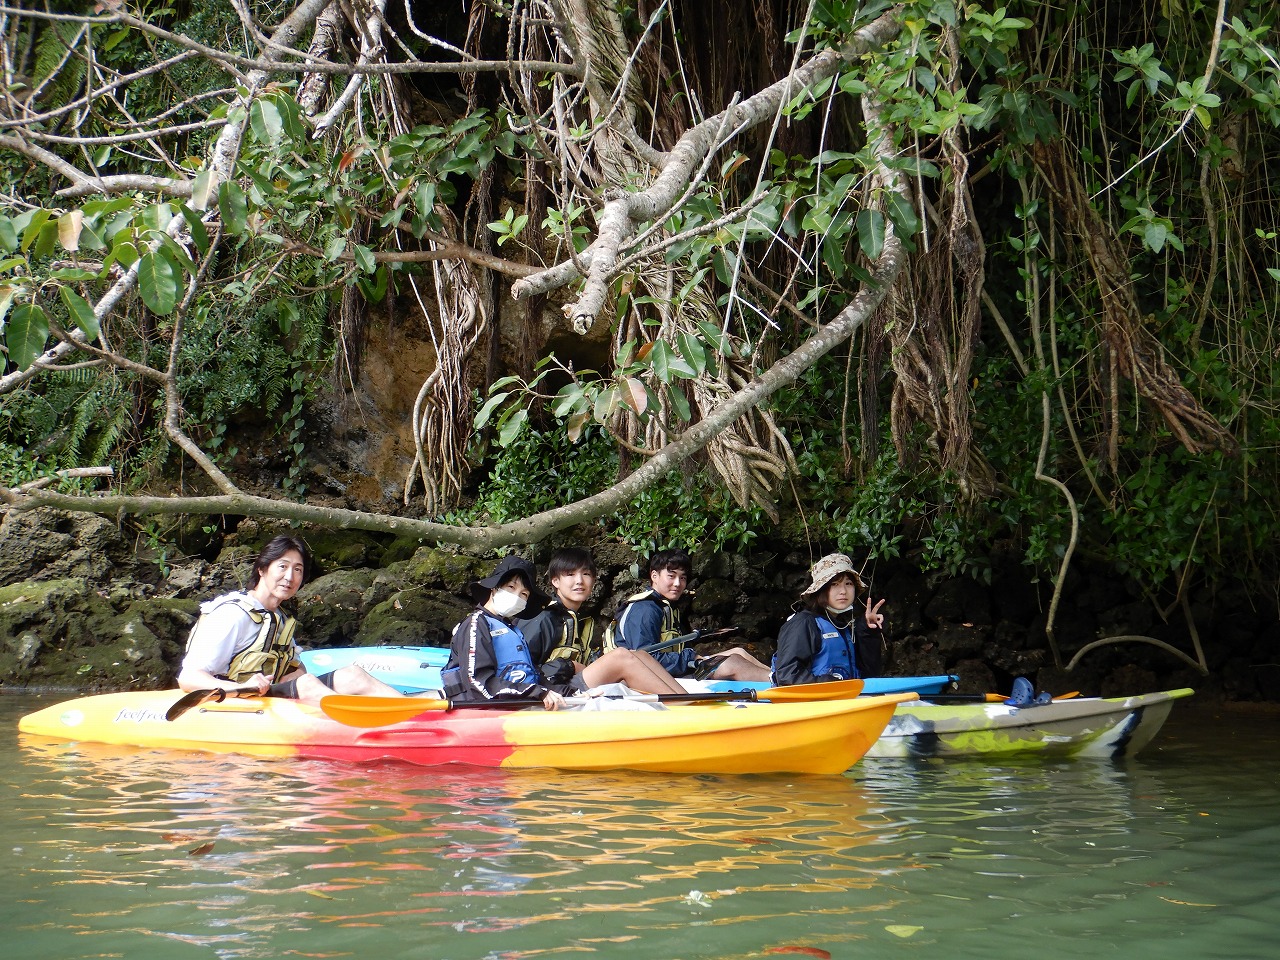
[{"x1": 2, "y1": 696, "x2": 1278, "y2": 960}]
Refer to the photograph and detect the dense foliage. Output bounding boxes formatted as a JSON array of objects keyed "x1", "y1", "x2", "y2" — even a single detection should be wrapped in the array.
[{"x1": 1, "y1": 1, "x2": 1278, "y2": 626}]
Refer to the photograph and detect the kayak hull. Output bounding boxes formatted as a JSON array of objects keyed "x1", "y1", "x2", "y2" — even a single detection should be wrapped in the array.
[
  {"x1": 18, "y1": 690, "x2": 914, "y2": 775},
  {"x1": 864, "y1": 689, "x2": 1193, "y2": 759},
  {"x1": 299, "y1": 645, "x2": 956, "y2": 698}
]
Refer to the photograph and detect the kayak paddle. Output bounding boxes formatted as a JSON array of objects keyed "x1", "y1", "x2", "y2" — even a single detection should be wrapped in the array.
[
  {"x1": 921, "y1": 691, "x2": 1081, "y2": 704},
  {"x1": 645, "y1": 626, "x2": 742, "y2": 655},
  {"x1": 165, "y1": 686, "x2": 260, "y2": 721},
  {"x1": 322, "y1": 690, "x2": 752, "y2": 727}
]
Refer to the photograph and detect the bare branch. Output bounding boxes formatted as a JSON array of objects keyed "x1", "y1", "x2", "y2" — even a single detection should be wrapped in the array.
[{"x1": 511, "y1": 9, "x2": 905, "y2": 330}]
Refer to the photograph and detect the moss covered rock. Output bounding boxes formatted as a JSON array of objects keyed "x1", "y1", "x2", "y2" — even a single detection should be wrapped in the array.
[
  {"x1": 357, "y1": 586, "x2": 471, "y2": 647},
  {"x1": 295, "y1": 568, "x2": 381, "y2": 645},
  {"x1": 402, "y1": 547, "x2": 486, "y2": 592}
]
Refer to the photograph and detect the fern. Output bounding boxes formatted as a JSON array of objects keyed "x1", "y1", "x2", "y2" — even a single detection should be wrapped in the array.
[{"x1": 32, "y1": 21, "x2": 85, "y2": 109}]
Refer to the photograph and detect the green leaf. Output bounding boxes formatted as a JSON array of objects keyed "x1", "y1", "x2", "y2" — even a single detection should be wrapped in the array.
[
  {"x1": 6, "y1": 303, "x2": 49, "y2": 370},
  {"x1": 353, "y1": 244, "x2": 376, "y2": 273},
  {"x1": 32, "y1": 221, "x2": 58, "y2": 260},
  {"x1": 137, "y1": 251, "x2": 180, "y2": 315},
  {"x1": 177, "y1": 204, "x2": 210, "y2": 255},
  {"x1": 20, "y1": 210, "x2": 51, "y2": 252},
  {"x1": 190, "y1": 169, "x2": 217, "y2": 212},
  {"x1": 59, "y1": 287, "x2": 100, "y2": 341},
  {"x1": 856, "y1": 208, "x2": 886, "y2": 260},
  {"x1": 667, "y1": 386, "x2": 692, "y2": 422},
  {"x1": 250, "y1": 98, "x2": 283, "y2": 145},
  {"x1": 676, "y1": 331, "x2": 708, "y2": 375},
  {"x1": 886, "y1": 192, "x2": 920, "y2": 237},
  {"x1": 473, "y1": 391, "x2": 511, "y2": 430},
  {"x1": 649, "y1": 339, "x2": 673, "y2": 382},
  {"x1": 218, "y1": 181, "x2": 248, "y2": 235},
  {"x1": 497, "y1": 408, "x2": 528, "y2": 446},
  {"x1": 0, "y1": 218, "x2": 18, "y2": 252},
  {"x1": 323, "y1": 236, "x2": 348, "y2": 261},
  {"x1": 0, "y1": 284, "x2": 17, "y2": 326}
]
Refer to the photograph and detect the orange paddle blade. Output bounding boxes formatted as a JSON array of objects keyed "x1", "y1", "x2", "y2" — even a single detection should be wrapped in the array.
[
  {"x1": 321, "y1": 695, "x2": 448, "y2": 727},
  {"x1": 758, "y1": 679, "x2": 865, "y2": 702}
]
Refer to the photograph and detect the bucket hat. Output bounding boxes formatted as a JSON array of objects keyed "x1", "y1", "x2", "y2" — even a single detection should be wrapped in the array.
[
  {"x1": 470, "y1": 555, "x2": 550, "y2": 609},
  {"x1": 799, "y1": 553, "x2": 865, "y2": 596}
]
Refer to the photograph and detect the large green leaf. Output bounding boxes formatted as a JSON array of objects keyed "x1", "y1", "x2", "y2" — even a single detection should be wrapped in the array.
[
  {"x1": 137, "y1": 251, "x2": 180, "y2": 315},
  {"x1": 250, "y1": 98, "x2": 283, "y2": 145},
  {"x1": 60, "y1": 287, "x2": 100, "y2": 342},
  {"x1": 218, "y1": 181, "x2": 248, "y2": 235},
  {"x1": 856, "y1": 209, "x2": 885, "y2": 260},
  {"x1": 6, "y1": 303, "x2": 49, "y2": 370}
]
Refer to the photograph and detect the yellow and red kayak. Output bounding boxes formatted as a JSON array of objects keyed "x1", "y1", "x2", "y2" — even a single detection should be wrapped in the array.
[{"x1": 18, "y1": 690, "x2": 915, "y2": 775}]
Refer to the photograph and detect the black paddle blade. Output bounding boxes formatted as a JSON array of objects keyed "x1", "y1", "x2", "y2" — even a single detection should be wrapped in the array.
[{"x1": 165, "y1": 688, "x2": 226, "y2": 721}]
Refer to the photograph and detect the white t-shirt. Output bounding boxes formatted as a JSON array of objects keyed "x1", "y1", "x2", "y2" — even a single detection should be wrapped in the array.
[{"x1": 181, "y1": 591, "x2": 285, "y2": 677}]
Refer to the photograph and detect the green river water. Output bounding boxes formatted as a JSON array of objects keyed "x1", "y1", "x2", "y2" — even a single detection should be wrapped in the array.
[{"x1": 2, "y1": 693, "x2": 1276, "y2": 960}]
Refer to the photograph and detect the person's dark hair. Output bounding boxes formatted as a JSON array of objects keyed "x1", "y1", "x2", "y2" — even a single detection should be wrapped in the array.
[
  {"x1": 801, "y1": 572, "x2": 861, "y2": 613},
  {"x1": 547, "y1": 547, "x2": 598, "y2": 580},
  {"x1": 648, "y1": 548, "x2": 692, "y2": 576},
  {"x1": 249, "y1": 535, "x2": 312, "y2": 588}
]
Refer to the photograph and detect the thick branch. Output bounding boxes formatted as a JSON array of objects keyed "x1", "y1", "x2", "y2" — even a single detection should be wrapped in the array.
[{"x1": 510, "y1": 8, "x2": 904, "y2": 329}]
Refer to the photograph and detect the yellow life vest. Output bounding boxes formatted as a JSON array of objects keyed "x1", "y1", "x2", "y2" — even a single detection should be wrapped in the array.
[
  {"x1": 602, "y1": 589, "x2": 685, "y2": 651},
  {"x1": 187, "y1": 594, "x2": 302, "y2": 683},
  {"x1": 544, "y1": 602, "x2": 615, "y2": 664}
]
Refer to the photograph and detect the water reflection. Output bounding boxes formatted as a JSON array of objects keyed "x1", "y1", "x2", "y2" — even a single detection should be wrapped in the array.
[{"x1": 5, "y1": 699, "x2": 1280, "y2": 960}]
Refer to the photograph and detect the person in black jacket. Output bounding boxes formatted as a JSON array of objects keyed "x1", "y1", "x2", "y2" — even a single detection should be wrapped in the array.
[
  {"x1": 611, "y1": 548, "x2": 772, "y2": 681},
  {"x1": 772, "y1": 553, "x2": 886, "y2": 686},
  {"x1": 440, "y1": 555, "x2": 575, "y2": 709},
  {"x1": 519, "y1": 547, "x2": 685, "y2": 694}
]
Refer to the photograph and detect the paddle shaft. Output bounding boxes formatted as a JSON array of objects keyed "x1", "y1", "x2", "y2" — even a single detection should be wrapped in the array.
[
  {"x1": 321, "y1": 679, "x2": 866, "y2": 727},
  {"x1": 922, "y1": 691, "x2": 1081, "y2": 704},
  {"x1": 645, "y1": 627, "x2": 740, "y2": 655}
]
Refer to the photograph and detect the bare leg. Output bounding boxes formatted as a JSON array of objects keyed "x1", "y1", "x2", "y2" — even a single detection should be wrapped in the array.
[
  {"x1": 581, "y1": 648, "x2": 685, "y2": 694},
  {"x1": 715, "y1": 646, "x2": 772, "y2": 671},
  {"x1": 327, "y1": 666, "x2": 406, "y2": 697},
  {"x1": 708, "y1": 653, "x2": 773, "y2": 683}
]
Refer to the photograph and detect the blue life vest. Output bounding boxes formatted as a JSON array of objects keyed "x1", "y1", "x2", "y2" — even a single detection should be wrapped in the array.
[
  {"x1": 809, "y1": 615, "x2": 858, "y2": 680},
  {"x1": 485, "y1": 613, "x2": 538, "y2": 687}
]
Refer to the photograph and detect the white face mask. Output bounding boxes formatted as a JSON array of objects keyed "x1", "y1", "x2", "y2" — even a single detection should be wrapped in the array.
[
  {"x1": 826, "y1": 604, "x2": 855, "y2": 616},
  {"x1": 490, "y1": 588, "x2": 528, "y2": 618}
]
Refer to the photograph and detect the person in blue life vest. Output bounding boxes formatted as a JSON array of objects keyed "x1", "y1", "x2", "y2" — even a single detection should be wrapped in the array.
[
  {"x1": 771, "y1": 553, "x2": 886, "y2": 686},
  {"x1": 178, "y1": 535, "x2": 407, "y2": 705},
  {"x1": 518, "y1": 547, "x2": 686, "y2": 694},
  {"x1": 441, "y1": 555, "x2": 577, "y2": 709},
  {"x1": 611, "y1": 548, "x2": 774, "y2": 681}
]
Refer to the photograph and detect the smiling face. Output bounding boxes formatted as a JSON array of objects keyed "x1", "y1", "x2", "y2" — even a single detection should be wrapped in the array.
[
  {"x1": 551, "y1": 566, "x2": 596, "y2": 611},
  {"x1": 252, "y1": 549, "x2": 306, "y2": 611},
  {"x1": 649, "y1": 565, "x2": 689, "y2": 602}
]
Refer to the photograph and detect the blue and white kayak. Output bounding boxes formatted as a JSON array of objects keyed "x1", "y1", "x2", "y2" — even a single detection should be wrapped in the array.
[
  {"x1": 301, "y1": 645, "x2": 448, "y2": 693},
  {"x1": 695, "y1": 675, "x2": 957, "y2": 697},
  {"x1": 300, "y1": 645, "x2": 956, "y2": 698}
]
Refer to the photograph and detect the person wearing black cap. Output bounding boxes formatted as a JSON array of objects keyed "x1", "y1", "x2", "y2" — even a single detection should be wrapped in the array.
[
  {"x1": 771, "y1": 553, "x2": 886, "y2": 686},
  {"x1": 440, "y1": 555, "x2": 575, "y2": 709}
]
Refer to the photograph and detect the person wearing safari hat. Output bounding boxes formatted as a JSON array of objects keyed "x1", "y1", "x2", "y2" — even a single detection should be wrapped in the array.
[
  {"x1": 771, "y1": 552, "x2": 886, "y2": 686},
  {"x1": 440, "y1": 555, "x2": 574, "y2": 709}
]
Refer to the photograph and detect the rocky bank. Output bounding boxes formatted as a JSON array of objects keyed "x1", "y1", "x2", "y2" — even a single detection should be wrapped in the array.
[{"x1": 2, "y1": 507, "x2": 1276, "y2": 702}]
